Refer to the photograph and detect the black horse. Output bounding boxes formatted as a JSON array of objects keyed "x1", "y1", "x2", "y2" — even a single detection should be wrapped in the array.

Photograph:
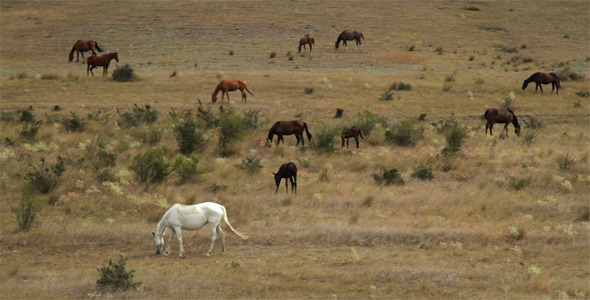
[
  {"x1": 273, "y1": 162, "x2": 297, "y2": 194},
  {"x1": 335, "y1": 30, "x2": 365, "y2": 49},
  {"x1": 522, "y1": 72, "x2": 561, "y2": 94}
]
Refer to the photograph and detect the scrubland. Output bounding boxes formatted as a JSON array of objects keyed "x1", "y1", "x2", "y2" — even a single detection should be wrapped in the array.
[{"x1": 1, "y1": 1, "x2": 589, "y2": 299}]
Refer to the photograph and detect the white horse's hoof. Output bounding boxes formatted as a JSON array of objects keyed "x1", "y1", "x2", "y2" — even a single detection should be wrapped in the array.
[
  {"x1": 163, "y1": 252, "x2": 169, "y2": 257},
  {"x1": 205, "y1": 253, "x2": 211, "y2": 257}
]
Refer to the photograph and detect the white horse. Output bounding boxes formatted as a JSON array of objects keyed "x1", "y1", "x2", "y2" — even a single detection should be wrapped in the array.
[{"x1": 152, "y1": 202, "x2": 248, "y2": 257}]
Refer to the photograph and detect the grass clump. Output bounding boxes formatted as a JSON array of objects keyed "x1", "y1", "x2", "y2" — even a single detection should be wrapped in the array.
[
  {"x1": 12, "y1": 183, "x2": 40, "y2": 232},
  {"x1": 112, "y1": 64, "x2": 138, "y2": 82},
  {"x1": 557, "y1": 66, "x2": 584, "y2": 81},
  {"x1": 63, "y1": 113, "x2": 87, "y2": 133},
  {"x1": 96, "y1": 256, "x2": 141, "y2": 291},
  {"x1": 385, "y1": 118, "x2": 424, "y2": 147},
  {"x1": 373, "y1": 167, "x2": 404, "y2": 186},
  {"x1": 557, "y1": 153, "x2": 574, "y2": 171},
  {"x1": 130, "y1": 147, "x2": 171, "y2": 184},
  {"x1": 389, "y1": 82, "x2": 412, "y2": 91},
  {"x1": 27, "y1": 157, "x2": 64, "y2": 194},
  {"x1": 378, "y1": 90, "x2": 394, "y2": 101},
  {"x1": 411, "y1": 163, "x2": 434, "y2": 180}
]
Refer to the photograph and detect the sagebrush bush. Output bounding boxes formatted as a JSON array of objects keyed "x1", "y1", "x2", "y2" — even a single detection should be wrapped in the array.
[
  {"x1": 432, "y1": 117, "x2": 468, "y2": 155},
  {"x1": 557, "y1": 66, "x2": 584, "y2": 81},
  {"x1": 234, "y1": 156, "x2": 263, "y2": 175},
  {"x1": 130, "y1": 147, "x2": 171, "y2": 184},
  {"x1": 312, "y1": 126, "x2": 340, "y2": 153},
  {"x1": 379, "y1": 90, "x2": 394, "y2": 101},
  {"x1": 173, "y1": 119, "x2": 207, "y2": 155},
  {"x1": 19, "y1": 108, "x2": 35, "y2": 123},
  {"x1": 117, "y1": 105, "x2": 159, "y2": 129},
  {"x1": 411, "y1": 163, "x2": 434, "y2": 180},
  {"x1": 63, "y1": 113, "x2": 86, "y2": 133},
  {"x1": 112, "y1": 64, "x2": 138, "y2": 82},
  {"x1": 241, "y1": 109, "x2": 262, "y2": 130},
  {"x1": 27, "y1": 157, "x2": 63, "y2": 193},
  {"x1": 20, "y1": 121, "x2": 41, "y2": 140},
  {"x1": 385, "y1": 119, "x2": 424, "y2": 147},
  {"x1": 217, "y1": 107, "x2": 246, "y2": 157},
  {"x1": 373, "y1": 167, "x2": 405, "y2": 186},
  {"x1": 557, "y1": 153, "x2": 574, "y2": 171},
  {"x1": 355, "y1": 110, "x2": 385, "y2": 136},
  {"x1": 96, "y1": 256, "x2": 141, "y2": 291},
  {"x1": 390, "y1": 82, "x2": 412, "y2": 91},
  {"x1": 196, "y1": 101, "x2": 219, "y2": 129},
  {"x1": 12, "y1": 183, "x2": 40, "y2": 232},
  {"x1": 173, "y1": 154, "x2": 204, "y2": 184}
]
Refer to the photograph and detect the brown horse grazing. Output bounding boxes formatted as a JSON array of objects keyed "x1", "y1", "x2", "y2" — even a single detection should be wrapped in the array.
[
  {"x1": 298, "y1": 36, "x2": 315, "y2": 53},
  {"x1": 273, "y1": 162, "x2": 297, "y2": 194},
  {"x1": 522, "y1": 72, "x2": 561, "y2": 94},
  {"x1": 341, "y1": 126, "x2": 365, "y2": 148},
  {"x1": 211, "y1": 80, "x2": 254, "y2": 103},
  {"x1": 86, "y1": 52, "x2": 119, "y2": 77},
  {"x1": 69, "y1": 40, "x2": 103, "y2": 63},
  {"x1": 267, "y1": 120, "x2": 312, "y2": 147},
  {"x1": 335, "y1": 30, "x2": 365, "y2": 49},
  {"x1": 484, "y1": 108, "x2": 521, "y2": 137}
]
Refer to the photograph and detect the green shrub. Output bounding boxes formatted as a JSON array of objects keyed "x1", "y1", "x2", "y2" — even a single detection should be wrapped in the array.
[
  {"x1": 20, "y1": 120, "x2": 42, "y2": 140},
  {"x1": 130, "y1": 147, "x2": 171, "y2": 184},
  {"x1": 304, "y1": 87, "x2": 314, "y2": 94},
  {"x1": 508, "y1": 177, "x2": 530, "y2": 191},
  {"x1": 575, "y1": 91, "x2": 589, "y2": 98},
  {"x1": 242, "y1": 109, "x2": 262, "y2": 130},
  {"x1": 385, "y1": 119, "x2": 424, "y2": 147},
  {"x1": 63, "y1": 113, "x2": 86, "y2": 133},
  {"x1": 173, "y1": 154, "x2": 204, "y2": 184},
  {"x1": 335, "y1": 108, "x2": 344, "y2": 118},
  {"x1": 379, "y1": 90, "x2": 394, "y2": 101},
  {"x1": 432, "y1": 117, "x2": 468, "y2": 155},
  {"x1": 27, "y1": 157, "x2": 63, "y2": 193},
  {"x1": 19, "y1": 107, "x2": 35, "y2": 123},
  {"x1": 217, "y1": 107, "x2": 245, "y2": 157},
  {"x1": 411, "y1": 163, "x2": 434, "y2": 180},
  {"x1": 355, "y1": 110, "x2": 385, "y2": 136},
  {"x1": 311, "y1": 126, "x2": 340, "y2": 153},
  {"x1": 557, "y1": 66, "x2": 584, "y2": 81},
  {"x1": 173, "y1": 119, "x2": 207, "y2": 155},
  {"x1": 523, "y1": 117, "x2": 542, "y2": 130},
  {"x1": 12, "y1": 183, "x2": 40, "y2": 232},
  {"x1": 234, "y1": 156, "x2": 263, "y2": 175},
  {"x1": 390, "y1": 82, "x2": 412, "y2": 91},
  {"x1": 112, "y1": 64, "x2": 138, "y2": 82},
  {"x1": 373, "y1": 167, "x2": 404, "y2": 186},
  {"x1": 117, "y1": 105, "x2": 159, "y2": 128},
  {"x1": 96, "y1": 256, "x2": 141, "y2": 291}
]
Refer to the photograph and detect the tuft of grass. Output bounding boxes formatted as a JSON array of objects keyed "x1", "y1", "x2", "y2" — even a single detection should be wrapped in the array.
[
  {"x1": 385, "y1": 118, "x2": 424, "y2": 147},
  {"x1": 269, "y1": 51, "x2": 277, "y2": 58},
  {"x1": 378, "y1": 90, "x2": 394, "y2": 101},
  {"x1": 304, "y1": 87, "x2": 314, "y2": 94},
  {"x1": 389, "y1": 82, "x2": 412, "y2": 91},
  {"x1": 41, "y1": 73, "x2": 61, "y2": 80},
  {"x1": 411, "y1": 163, "x2": 434, "y2": 180},
  {"x1": 373, "y1": 167, "x2": 404, "y2": 186},
  {"x1": 12, "y1": 183, "x2": 40, "y2": 232},
  {"x1": 504, "y1": 226, "x2": 526, "y2": 242},
  {"x1": 96, "y1": 256, "x2": 141, "y2": 291},
  {"x1": 234, "y1": 156, "x2": 263, "y2": 175},
  {"x1": 557, "y1": 153, "x2": 574, "y2": 171}
]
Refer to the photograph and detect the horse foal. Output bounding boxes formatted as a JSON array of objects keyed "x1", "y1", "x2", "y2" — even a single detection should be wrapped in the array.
[
  {"x1": 341, "y1": 126, "x2": 365, "y2": 148},
  {"x1": 273, "y1": 162, "x2": 297, "y2": 194}
]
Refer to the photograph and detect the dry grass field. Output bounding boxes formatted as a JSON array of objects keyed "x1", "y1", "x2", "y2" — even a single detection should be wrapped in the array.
[{"x1": 1, "y1": 1, "x2": 589, "y2": 299}]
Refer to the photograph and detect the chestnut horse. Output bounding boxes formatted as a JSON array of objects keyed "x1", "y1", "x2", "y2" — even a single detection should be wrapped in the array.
[
  {"x1": 211, "y1": 80, "x2": 254, "y2": 103},
  {"x1": 86, "y1": 52, "x2": 119, "y2": 77},
  {"x1": 69, "y1": 40, "x2": 103, "y2": 63},
  {"x1": 522, "y1": 72, "x2": 561, "y2": 94},
  {"x1": 341, "y1": 126, "x2": 365, "y2": 148},
  {"x1": 335, "y1": 30, "x2": 365, "y2": 49},
  {"x1": 484, "y1": 108, "x2": 521, "y2": 137},
  {"x1": 267, "y1": 120, "x2": 312, "y2": 146},
  {"x1": 298, "y1": 36, "x2": 315, "y2": 53}
]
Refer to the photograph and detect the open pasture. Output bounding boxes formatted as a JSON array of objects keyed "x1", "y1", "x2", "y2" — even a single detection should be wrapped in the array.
[{"x1": 1, "y1": 1, "x2": 589, "y2": 298}]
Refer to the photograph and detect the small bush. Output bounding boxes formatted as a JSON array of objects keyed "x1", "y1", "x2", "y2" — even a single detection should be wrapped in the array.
[
  {"x1": 557, "y1": 66, "x2": 584, "y2": 81},
  {"x1": 411, "y1": 163, "x2": 434, "y2": 180},
  {"x1": 355, "y1": 110, "x2": 385, "y2": 136},
  {"x1": 508, "y1": 176, "x2": 530, "y2": 191},
  {"x1": 435, "y1": 46, "x2": 444, "y2": 55},
  {"x1": 311, "y1": 126, "x2": 340, "y2": 153},
  {"x1": 379, "y1": 90, "x2": 394, "y2": 101},
  {"x1": 196, "y1": 100, "x2": 219, "y2": 129},
  {"x1": 96, "y1": 256, "x2": 141, "y2": 291},
  {"x1": 373, "y1": 168, "x2": 404, "y2": 186},
  {"x1": 504, "y1": 226, "x2": 526, "y2": 242},
  {"x1": 575, "y1": 91, "x2": 589, "y2": 98},
  {"x1": 173, "y1": 119, "x2": 207, "y2": 155},
  {"x1": 242, "y1": 109, "x2": 262, "y2": 130},
  {"x1": 464, "y1": 6, "x2": 480, "y2": 11},
  {"x1": 12, "y1": 183, "x2": 40, "y2": 232},
  {"x1": 63, "y1": 113, "x2": 86, "y2": 133},
  {"x1": 217, "y1": 107, "x2": 246, "y2": 157},
  {"x1": 130, "y1": 147, "x2": 171, "y2": 184},
  {"x1": 407, "y1": 45, "x2": 415, "y2": 51},
  {"x1": 269, "y1": 51, "x2": 277, "y2": 58},
  {"x1": 334, "y1": 108, "x2": 344, "y2": 118},
  {"x1": 304, "y1": 87, "x2": 314, "y2": 94},
  {"x1": 234, "y1": 156, "x2": 263, "y2": 175},
  {"x1": 112, "y1": 64, "x2": 138, "y2": 82},
  {"x1": 385, "y1": 119, "x2": 424, "y2": 147},
  {"x1": 19, "y1": 107, "x2": 35, "y2": 123},
  {"x1": 432, "y1": 117, "x2": 468, "y2": 155},
  {"x1": 524, "y1": 117, "x2": 542, "y2": 130},
  {"x1": 173, "y1": 154, "x2": 204, "y2": 184},
  {"x1": 20, "y1": 121, "x2": 42, "y2": 140},
  {"x1": 557, "y1": 153, "x2": 574, "y2": 171},
  {"x1": 41, "y1": 73, "x2": 61, "y2": 80},
  {"x1": 389, "y1": 82, "x2": 412, "y2": 91},
  {"x1": 27, "y1": 157, "x2": 62, "y2": 194},
  {"x1": 117, "y1": 105, "x2": 158, "y2": 129}
]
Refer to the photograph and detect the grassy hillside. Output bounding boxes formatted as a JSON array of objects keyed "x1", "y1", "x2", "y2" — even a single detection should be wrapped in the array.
[{"x1": 1, "y1": 1, "x2": 589, "y2": 299}]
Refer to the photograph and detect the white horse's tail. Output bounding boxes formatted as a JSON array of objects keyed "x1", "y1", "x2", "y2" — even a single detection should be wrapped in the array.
[{"x1": 221, "y1": 206, "x2": 248, "y2": 239}]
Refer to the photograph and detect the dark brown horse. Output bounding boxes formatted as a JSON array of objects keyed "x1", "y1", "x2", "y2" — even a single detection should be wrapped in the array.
[
  {"x1": 335, "y1": 30, "x2": 365, "y2": 49},
  {"x1": 273, "y1": 162, "x2": 297, "y2": 194},
  {"x1": 267, "y1": 120, "x2": 312, "y2": 146},
  {"x1": 522, "y1": 72, "x2": 561, "y2": 94},
  {"x1": 86, "y1": 52, "x2": 119, "y2": 77},
  {"x1": 211, "y1": 80, "x2": 254, "y2": 103},
  {"x1": 298, "y1": 36, "x2": 315, "y2": 53},
  {"x1": 341, "y1": 126, "x2": 365, "y2": 148},
  {"x1": 484, "y1": 108, "x2": 521, "y2": 137},
  {"x1": 69, "y1": 40, "x2": 103, "y2": 63}
]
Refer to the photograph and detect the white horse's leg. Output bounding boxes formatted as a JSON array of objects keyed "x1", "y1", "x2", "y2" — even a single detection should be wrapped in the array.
[
  {"x1": 164, "y1": 229, "x2": 175, "y2": 256},
  {"x1": 206, "y1": 223, "x2": 218, "y2": 257},
  {"x1": 216, "y1": 225, "x2": 226, "y2": 252},
  {"x1": 174, "y1": 227, "x2": 185, "y2": 258}
]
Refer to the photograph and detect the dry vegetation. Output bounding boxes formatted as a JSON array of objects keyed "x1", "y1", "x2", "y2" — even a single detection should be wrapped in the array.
[{"x1": 1, "y1": 1, "x2": 589, "y2": 299}]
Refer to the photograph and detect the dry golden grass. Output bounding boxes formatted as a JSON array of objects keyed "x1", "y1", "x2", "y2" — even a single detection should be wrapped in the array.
[{"x1": 1, "y1": 1, "x2": 589, "y2": 299}]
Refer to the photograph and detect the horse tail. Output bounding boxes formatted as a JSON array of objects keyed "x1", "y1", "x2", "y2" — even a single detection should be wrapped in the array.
[
  {"x1": 245, "y1": 85, "x2": 254, "y2": 97},
  {"x1": 95, "y1": 42, "x2": 103, "y2": 52},
  {"x1": 303, "y1": 122, "x2": 312, "y2": 141},
  {"x1": 361, "y1": 33, "x2": 365, "y2": 41},
  {"x1": 220, "y1": 206, "x2": 248, "y2": 239}
]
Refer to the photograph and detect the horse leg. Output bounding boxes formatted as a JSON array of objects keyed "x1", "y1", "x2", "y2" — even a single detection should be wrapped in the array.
[
  {"x1": 489, "y1": 123, "x2": 494, "y2": 135},
  {"x1": 164, "y1": 228, "x2": 176, "y2": 256},
  {"x1": 206, "y1": 223, "x2": 218, "y2": 257},
  {"x1": 341, "y1": 137, "x2": 345, "y2": 148},
  {"x1": 241, "y1": 90, "x2": 247, "y2": 103},
  {"x1": 175, "y1": 227, "x2": 186, "y2": 258},
  {"x1": 289, "y1": 176, "x2": 296, "y2": 194},
  {"x1": 275, "y1": 178, "x2": 281, "y2": 193},
  {"x1": 284, "y1": 177, "x2": 289, "y2": 193},
  {"x1": 309, "y1": 43, "x2": 312, "y2": 52},
  {"x1": 503, "y1": 123, "x2": 510, "y2": 137},
  {"x1": 293, "y1": 173, "x2": 297, "y2": 194},
  {"x1": 216, "y1": 225, "x2": 226, "y2": 252},
  {"x1": 355, "y1": 136, "x2": 360, "y2": 148},
  {"x1": 485, "y1": 122, "x2": 490, "y2": 135}
]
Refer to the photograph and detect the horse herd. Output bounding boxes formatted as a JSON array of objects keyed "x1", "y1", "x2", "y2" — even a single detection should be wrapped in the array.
[{"x1": 66, "y1": 30, "x2": 563, "y2": 258}]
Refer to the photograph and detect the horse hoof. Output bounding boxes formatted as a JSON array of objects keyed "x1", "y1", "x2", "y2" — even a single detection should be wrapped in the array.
[
  {"x1": 163, "y1": 252, "x2": 169, "y2": 257},
  {"x1": 179, "y1": 253, "x2": 185, "y2": 258},
  {"x1": 205, "y1": 253, "x2": 211, "y2": 257}
]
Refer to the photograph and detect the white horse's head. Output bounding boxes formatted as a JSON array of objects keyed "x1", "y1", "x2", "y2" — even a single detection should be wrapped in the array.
[{"x1": 152, "y1": 230, "x2": 164, "y2": 255}]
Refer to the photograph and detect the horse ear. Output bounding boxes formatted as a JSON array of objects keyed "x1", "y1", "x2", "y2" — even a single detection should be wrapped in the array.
[{"x1": 152, "y1": 232, "x2": 155, "y2": 237}]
